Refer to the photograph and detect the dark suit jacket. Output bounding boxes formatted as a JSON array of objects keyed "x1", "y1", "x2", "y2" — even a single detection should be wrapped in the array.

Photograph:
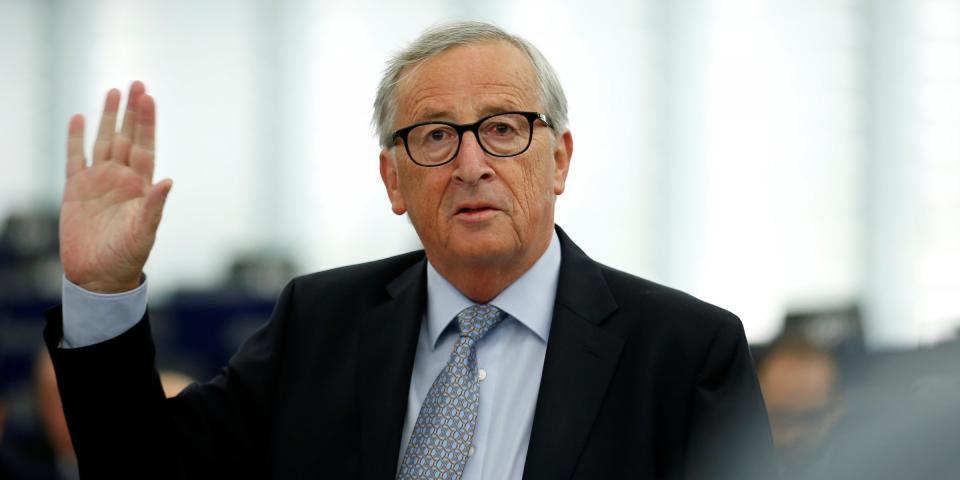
[{"x1": 45, "y1": 227, "x2": 776, "y2": 479}]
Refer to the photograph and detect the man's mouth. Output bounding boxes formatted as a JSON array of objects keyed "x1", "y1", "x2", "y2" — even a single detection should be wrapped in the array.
[
  {"x1": 454, "y1": 203, "x2": 501, "y2": 221},
  {"x1": 458, "y1": 206, "x2": 496, "y2": 214}
]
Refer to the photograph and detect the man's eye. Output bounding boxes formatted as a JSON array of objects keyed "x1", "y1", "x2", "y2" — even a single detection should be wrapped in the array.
[
  {"x1": 427, "y1": 129, "x2": 450, "y2": 142},
  {"x1": 489, "y1": 123, "x2": 516, "y2": 136}
]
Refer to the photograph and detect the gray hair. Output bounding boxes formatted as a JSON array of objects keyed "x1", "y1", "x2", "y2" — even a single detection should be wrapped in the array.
[{"x1": 372, "y1": 21, "x2": 568, "y2": 148}]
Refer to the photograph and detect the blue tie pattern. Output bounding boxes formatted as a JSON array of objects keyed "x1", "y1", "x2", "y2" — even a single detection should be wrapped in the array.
[{"x1": 397, "y1": 304, "x2": 505, "y2": 480}]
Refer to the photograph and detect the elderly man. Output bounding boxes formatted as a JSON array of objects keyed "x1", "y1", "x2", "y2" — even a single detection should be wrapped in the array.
[{"x1": 46, "y1": 21, "x2": 775, "y2": 480}]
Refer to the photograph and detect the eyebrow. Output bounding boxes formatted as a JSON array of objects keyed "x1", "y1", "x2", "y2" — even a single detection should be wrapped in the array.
[
  {"x1": 414, "y1": 103, "x2": 528, "y2": 123},
  {"x1": 418, "y1": 110, "x2": 452, "y2": 121}
]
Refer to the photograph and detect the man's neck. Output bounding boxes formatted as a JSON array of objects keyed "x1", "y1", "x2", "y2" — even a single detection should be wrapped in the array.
[{"x1": 429, "y1": 229, "x2": 554, "y2": 304}]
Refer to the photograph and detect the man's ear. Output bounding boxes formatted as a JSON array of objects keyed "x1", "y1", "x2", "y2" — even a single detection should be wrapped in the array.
[
  {"x1": 380, "y1": 149, "x2": 407, "y2": 215},
  {"x1": 553, "y1": 129, "x2": 573, "y2": 195}
]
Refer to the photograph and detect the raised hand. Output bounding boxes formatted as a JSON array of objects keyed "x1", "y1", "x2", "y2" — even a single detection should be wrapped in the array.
[{"x1": 60, "y1": 82, "x2": 173, "y2": 293}]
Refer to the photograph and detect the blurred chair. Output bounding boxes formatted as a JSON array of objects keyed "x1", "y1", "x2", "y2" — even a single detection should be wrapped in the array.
[
  {"x1": 0, "y1": 211, "x2": 66, "y2": 479},
  {"x1": 0, "y1": 210, "x2": 61, "y2": 302},
  {"x1": 161, "y1": 252, "x2": 295, "y2": 380}
]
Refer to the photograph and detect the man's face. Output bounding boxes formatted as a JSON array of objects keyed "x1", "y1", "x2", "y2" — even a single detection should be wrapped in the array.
[
  {"x1": 759, "y1": 353, "x2": 840, "y2": 463},
  {"x1": 380, "y1": 41, "x2": 572, "y2": 275}
]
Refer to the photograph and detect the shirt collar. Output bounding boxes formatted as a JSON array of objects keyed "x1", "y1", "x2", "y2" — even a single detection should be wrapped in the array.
[{"x1": 425, "y1": 229, "x2": 561, "y2": 350}]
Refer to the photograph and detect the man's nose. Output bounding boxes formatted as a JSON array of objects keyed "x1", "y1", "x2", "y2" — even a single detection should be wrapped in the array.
[{"x1": 451, "y1": 131, "x2": 495, "y2": 185}]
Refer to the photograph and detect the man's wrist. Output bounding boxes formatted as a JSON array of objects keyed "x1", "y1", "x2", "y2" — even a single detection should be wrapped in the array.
[{"x1": 68, "y1": 274, "x2": 144, "y2": 294}]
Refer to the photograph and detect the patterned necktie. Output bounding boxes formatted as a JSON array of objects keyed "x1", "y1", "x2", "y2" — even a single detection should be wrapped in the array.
[{"x1": 397, "y1": 304, "x2": 505, "y2": 480}]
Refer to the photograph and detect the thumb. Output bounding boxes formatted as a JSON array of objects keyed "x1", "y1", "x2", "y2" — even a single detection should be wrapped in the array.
[{"x1": 142, "y1": 179, "x2": 173, "y2": 233}]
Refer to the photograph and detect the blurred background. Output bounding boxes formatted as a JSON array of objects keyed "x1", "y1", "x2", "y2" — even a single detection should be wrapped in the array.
[{"x1": 0, "y1": 0, "x2": 958, "y2": 478}]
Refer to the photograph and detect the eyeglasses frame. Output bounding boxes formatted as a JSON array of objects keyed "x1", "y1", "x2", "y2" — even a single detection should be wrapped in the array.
[{"x1": 390, "y1": 111, "x2": 552, "y2": 167}]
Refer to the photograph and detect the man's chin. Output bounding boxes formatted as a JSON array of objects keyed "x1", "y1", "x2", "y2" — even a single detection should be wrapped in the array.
[{"x1": 442, "y1": 224, "x2": 519, "y2": 263}]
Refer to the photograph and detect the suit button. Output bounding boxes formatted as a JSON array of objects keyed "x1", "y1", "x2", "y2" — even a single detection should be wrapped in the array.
[{"x1": 478, "y1": 368, "x2": 487, "y2": 382}]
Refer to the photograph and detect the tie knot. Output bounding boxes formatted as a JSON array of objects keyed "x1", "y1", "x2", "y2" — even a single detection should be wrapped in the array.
[{"x1": 456, "y1": 304, "x2": 504, "y2": 341}]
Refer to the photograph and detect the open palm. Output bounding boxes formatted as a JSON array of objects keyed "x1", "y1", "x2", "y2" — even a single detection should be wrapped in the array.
[{"x1": 60, "y1": 82, "x2": 173, "y2": 293}]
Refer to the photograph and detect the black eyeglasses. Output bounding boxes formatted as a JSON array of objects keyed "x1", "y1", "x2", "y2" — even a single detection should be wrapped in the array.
[{"x1": 391, "y1": 111, "x2": 552, "y2": 167}]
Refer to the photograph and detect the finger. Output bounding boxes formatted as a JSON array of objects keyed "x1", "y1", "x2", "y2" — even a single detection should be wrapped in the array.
[
  {"x1": 130, "y1": 94, "x2": 156, "y2": 181},
  {"x1": 92, "y1": 89, "x2": 121, "y2": 164},
  {"x1": 141, "y1": 179, "x2": 172, "y2": 234},
  {"x1": 114, "y1": 81, "x2": 146, "y2": 165},
  {"x1": 66, "y1": 115, "x2": 87, "y2": 177},
  {"x1": 111, "y1": 134, "x2": 133, "y2": 166},
  {"x1": 120, "y1": 81, "x2": 146, "y2": 138}
]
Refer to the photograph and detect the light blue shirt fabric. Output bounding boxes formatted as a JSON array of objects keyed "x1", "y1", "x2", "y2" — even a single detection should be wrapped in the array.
[
  {"x1": 60, "y1": 231, "x2": 561, "y2": 480},
  {"x1": 401, "y1": 231, "x2": 560, "y2": 480}
]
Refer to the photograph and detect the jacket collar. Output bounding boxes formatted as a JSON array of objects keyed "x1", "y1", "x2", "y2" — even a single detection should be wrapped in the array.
[
  {"x1": 357, "y1": 226, "x2": 624, "y2": 480},
  {"x1": 522, "y1": 226, "x2": 625, "y2": 480}
]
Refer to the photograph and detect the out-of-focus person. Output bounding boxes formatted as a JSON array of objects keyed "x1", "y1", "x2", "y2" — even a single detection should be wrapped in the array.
[
  {"x1": 758, "y1": 335, "x2": 843, "y2": 479},
  {"x1": 158, "y1": 370, "x2": 194, "y2": 399}
]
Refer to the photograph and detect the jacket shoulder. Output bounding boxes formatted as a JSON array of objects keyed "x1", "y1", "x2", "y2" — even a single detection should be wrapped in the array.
[
  {"x1": 594, "y1": 263, "x2": 744, "y2": 342},
  {"x1": 602, "y1": 265, "x2": 736, "y2": 318},
  {"x1": 256, "y1": 250, "x2": 425, "y2": 355}
]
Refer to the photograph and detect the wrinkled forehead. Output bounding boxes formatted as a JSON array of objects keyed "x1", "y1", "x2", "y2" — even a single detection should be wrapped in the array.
[{"x1": 393, "y1": 40, "x2": 539, "y2": 124}]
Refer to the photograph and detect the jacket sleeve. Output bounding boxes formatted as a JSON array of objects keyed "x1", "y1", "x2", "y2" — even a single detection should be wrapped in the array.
[{"x1": 43, "y1": 280, "x2": 296, "y2": 479}]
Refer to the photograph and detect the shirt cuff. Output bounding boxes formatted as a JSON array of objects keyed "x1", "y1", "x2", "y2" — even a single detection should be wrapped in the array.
[{"x1": 60, "y1": 274, "x2": 148, "y2": 349}]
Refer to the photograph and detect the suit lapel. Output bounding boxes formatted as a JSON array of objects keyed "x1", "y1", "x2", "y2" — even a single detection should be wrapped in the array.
[
  {"x1": 357, "y1": 258, "x2": 427, "y2": 480},
  {"x1": 523, "y1": 228, "x2": 625, "y2": 480}
]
